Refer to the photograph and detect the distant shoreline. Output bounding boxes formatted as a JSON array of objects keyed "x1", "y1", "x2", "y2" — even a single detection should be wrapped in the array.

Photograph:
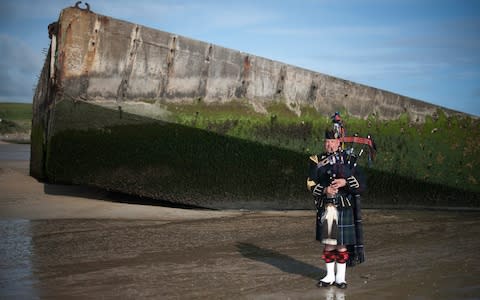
[{"x1": 0, "y1": 133, "x2": 30, "y2": 144}]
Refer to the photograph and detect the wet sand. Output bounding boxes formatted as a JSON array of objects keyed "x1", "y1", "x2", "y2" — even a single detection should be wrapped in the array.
[{"x1": 1, "y1": 143, "x2": 479, "y2": 299}]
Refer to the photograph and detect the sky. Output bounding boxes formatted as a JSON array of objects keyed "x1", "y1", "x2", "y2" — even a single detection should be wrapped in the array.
[{"x1": 1, "y1": 0, "x2": 479, "y2": 116}]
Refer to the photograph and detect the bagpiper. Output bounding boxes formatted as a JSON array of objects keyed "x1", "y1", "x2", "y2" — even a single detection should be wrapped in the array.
[{"x1": 307, "y1": 114, "x2": 371, "y2": 289}]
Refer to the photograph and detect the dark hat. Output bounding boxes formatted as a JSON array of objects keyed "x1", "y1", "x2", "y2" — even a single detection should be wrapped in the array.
[{"x1": 325, "y1": 128, "x2": 339, "y2": 139}]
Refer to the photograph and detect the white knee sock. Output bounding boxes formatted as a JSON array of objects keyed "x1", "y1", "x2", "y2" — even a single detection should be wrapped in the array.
[
  {"x1": 335, "y1": 262, "x2": 347, "y2": 284},
  {"x1": 320, "y1": 261, "x2": 335, "y2": 283}
]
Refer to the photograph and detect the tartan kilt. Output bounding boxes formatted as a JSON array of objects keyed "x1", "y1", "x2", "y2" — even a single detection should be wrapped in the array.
[{"x1": 316, "y1": 206, "x2": 356, "y2": 246}]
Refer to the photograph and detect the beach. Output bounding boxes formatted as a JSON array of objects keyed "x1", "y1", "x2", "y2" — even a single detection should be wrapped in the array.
[{"x1": 1, "y1": 142, "x2": 479, "y2": 299}]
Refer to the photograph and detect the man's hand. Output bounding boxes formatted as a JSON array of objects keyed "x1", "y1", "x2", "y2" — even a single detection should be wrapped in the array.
[
  {"x1": 330, "y1": 178, "x2": 347, "y2": 189},
  {"x1": 325, "y1": 179, "x2": 346, "y2": 197},
  {"x1": 324, "y1": 186, "x2": 338, "y2": 197}
]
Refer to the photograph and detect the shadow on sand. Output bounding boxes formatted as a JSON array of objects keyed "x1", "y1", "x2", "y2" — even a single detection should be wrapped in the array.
[
  {"x1": 42, "y1": 183, "x2": 207, "y2": 209},
  {"x1": 236, "y1": 242, "x2": 323, "y2": 281}
]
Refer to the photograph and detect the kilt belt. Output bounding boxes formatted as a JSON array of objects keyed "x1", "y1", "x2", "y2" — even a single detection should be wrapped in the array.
[{"x1": 316, "y1": 194, "x2": 352, "y2": 209}]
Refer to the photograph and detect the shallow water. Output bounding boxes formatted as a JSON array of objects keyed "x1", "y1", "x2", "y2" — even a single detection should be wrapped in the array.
[{"x1": 0, "y1": 143, "x2": 29, "y2": 161}]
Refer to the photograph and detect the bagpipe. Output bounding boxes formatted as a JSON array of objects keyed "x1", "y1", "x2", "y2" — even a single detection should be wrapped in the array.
[{"x1": 319, "y1": 112, "x2": 377, "y2": 169}]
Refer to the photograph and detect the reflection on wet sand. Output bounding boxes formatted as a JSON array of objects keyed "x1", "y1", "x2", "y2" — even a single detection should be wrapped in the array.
[
  {"x1": 1, "y1": 212, "x2": 477, "y2": 299},
  {"x1": 325, "y1": 288, "x2": 345, "y2": 300},
  {"x1": 0, "y1": 220, "x2": 38, "y2": 299}
]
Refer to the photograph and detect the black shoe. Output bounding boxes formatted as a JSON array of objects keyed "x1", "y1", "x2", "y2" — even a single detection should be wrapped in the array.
[
  {"x1": 335, "y1": 282, "x2": 348, "y2": 289},
  {"x1": 316, "y1": 280, "x2": 334, "y2": 287}
]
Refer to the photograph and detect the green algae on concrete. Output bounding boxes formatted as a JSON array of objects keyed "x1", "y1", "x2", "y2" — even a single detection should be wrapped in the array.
[
  {"x1": 46, "y1": 100, "x2": 306, "y2": 209},
  {"x1": 41, "y1": 98, "x2": 479, "y2": 209},
  {"x1": 159, "y1": 100, "x2": 480, "y2": 195}
]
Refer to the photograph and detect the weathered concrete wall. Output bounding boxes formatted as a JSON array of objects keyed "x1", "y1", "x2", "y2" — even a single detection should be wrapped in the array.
[
  {"x1": 53, "y1": 7, "x2": 463, "y2": 121},
  {"x1": 31, "y1": 6, "x2": 479, "y2": 209}
]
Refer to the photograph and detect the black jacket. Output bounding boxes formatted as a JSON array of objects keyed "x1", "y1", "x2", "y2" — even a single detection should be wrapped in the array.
[{"x1": 306, "y1": 150, "x2": 366, "y2": 266}]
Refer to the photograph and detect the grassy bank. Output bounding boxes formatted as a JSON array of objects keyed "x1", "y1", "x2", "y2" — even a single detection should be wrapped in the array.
[{"x1": 0, "y1": 102, "x2": 32, "y2": 143}]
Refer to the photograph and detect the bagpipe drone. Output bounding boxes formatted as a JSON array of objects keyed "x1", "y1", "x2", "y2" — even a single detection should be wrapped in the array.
[{"x1": 318, "y1": 112, "x2": 377, "y2": 169}]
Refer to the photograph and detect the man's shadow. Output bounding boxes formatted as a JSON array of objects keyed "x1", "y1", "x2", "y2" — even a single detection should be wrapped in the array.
[{"x1": 236, "y1": 242, "x2": 324, "y2": 281}]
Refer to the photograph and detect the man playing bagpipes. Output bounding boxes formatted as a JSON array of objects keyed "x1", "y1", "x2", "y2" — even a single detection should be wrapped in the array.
[{"x1": 306, "y1": 112, "x2": 375, "y2": 289}]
